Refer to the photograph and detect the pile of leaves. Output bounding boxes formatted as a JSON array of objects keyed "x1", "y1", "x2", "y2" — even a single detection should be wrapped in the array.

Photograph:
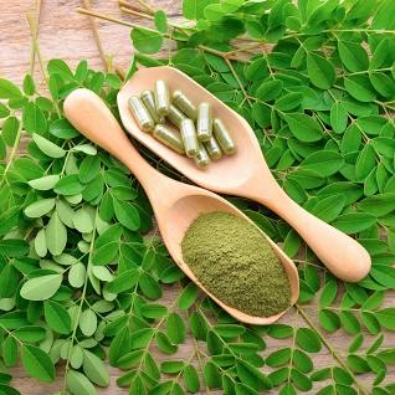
[{"x1": 1, "y1": 0, "x2": 395, "y2": 394}]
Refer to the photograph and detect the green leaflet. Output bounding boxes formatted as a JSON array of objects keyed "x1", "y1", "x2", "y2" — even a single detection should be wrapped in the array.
[
  {"x1": 21, "y1": 345, "x2": 55, "y2": 383},
  {"x1": 20, "y1": 274, "x2": 62, "y2": 301}
]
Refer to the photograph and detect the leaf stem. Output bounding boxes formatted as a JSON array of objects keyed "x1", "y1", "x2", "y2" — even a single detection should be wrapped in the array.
[
  {"x1": 296, "y1": 303, "x2": 370, "y2": 395},
  {"x1": 81, "y1": 0, "x2": 109, "y2": 72},
  {"x1": 62, "y1": 207, "x2": 99, "y2": 393},
  {"x1": 0, "y1": 122, "x2": 23, "y2": 189},
  {"x1": 122, "y1": 0, "x2": 155, "y2": 14},
  {"x1": 29, "y1": 0, "x2": 42, "y2": 76}
]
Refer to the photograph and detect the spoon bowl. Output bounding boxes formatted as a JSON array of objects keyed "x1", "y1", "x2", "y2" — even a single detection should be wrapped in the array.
[
  {"x1": 118, "y1": 66, "x2": 371, "y2": 283},
  {"x1": 64, "y1": 88, "x2": 299, "y2": 325}
]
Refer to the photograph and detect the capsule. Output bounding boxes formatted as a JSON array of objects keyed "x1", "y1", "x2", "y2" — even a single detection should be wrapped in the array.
[
  {"x1": 172, "y1": 90, "x2": 197, "y2": 120},
  {"x1": 167, "y1": 104, "x2": 187, "y2": 128},
  {"x1": 197, "y1": 102, "x2": 212, "y2": 142},
  {"x1": 194, "y1": 144, "x2": 211, "y2": 169},
  {"x1": 140, "y1": 90, "x2": 163, "y2": 124},
  {"x1": 153, "y1": 124, "x2": 184, "y2": 155},
  {"x1": 154, "y1": 80, "x2": 170, "y2": 116},
  {"x1": 213, "y1": 118, "x2": 236, "y2": 155},
  {"x1": 204, "y1": 135, "x2": 222, "y2": 160},
  {"x1": 128, "y1": 96, "x2": 154, "y2": 132},
  {"x1": 180, "y1": 119, "x2": 199, "y2": 158}
]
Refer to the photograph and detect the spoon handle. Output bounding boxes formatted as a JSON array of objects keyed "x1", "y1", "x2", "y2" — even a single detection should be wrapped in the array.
[
  {"x1": 263, "y1": 189, "x2": 371, "y2": 283},
  {"x1": 64, "y1": 89, "x2": 164, "y2": 192}
]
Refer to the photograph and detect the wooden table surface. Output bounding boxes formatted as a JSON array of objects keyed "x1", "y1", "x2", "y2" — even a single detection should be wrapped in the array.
[{"x1": 1, "y1": 1, "x2": 394, "y2": 394}]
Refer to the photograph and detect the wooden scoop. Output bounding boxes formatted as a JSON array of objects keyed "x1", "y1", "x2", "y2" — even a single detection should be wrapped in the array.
[
  {"x1": 118, "y1": 66, "x2": 371, "y2": 283},
  {"x1": 64, "y1": 89, "x2": 299, "y2": 325}
]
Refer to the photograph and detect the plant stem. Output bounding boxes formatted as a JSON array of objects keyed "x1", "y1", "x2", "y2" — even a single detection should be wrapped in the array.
[
  {"x1": 62, "y1": 208, "x2": 99, "y2": 393},
  {"x1": 0, "y1": 122, "x2": 23, "y2": 189},
  {"x1": 29, "y1": 0, "x2": 42, "y2": 76},
  {"x1": 120, "y1": 4, "x2": 154, "y2": 20},
  {"x1": 26, "y1": 13, "x2": 62, "y2": 117},
  {"x1": 124, "y1": 0, "x2": 155, "y2": 14},
  {"x1": 76, "y1": 8, "x2": 243, "y2": 61},
  {"x1": 296, "y1": 304, "x2": 370, "y2": 395},
  {"x1": 81, "y1": 0, "x2": 108, "y2": 72}
]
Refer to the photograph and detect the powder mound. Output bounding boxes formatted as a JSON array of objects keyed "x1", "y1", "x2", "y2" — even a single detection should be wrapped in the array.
[{"x1": 181, "y1": 211, "x2": 291, "y2": 317}]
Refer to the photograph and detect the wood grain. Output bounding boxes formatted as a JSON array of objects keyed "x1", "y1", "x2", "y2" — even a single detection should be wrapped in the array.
[{"x1": 1, "y1": 1, "x2": 394, "y2": 394}]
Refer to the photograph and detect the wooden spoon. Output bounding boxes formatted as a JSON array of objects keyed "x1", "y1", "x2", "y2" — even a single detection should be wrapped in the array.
[
  {"x1": 64, "y1": 88, "x2": 299, "y2": 325},
  {"x1": 117, "y1": 66, "x2": 371, "y2": 283}
]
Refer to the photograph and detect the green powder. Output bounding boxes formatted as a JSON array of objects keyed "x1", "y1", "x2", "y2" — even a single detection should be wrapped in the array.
[{"x1": 181, "y1": 211, "x2": 291, "y2": 317}]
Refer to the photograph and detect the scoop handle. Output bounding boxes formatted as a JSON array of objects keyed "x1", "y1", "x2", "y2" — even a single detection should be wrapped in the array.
[
  {"x1": 63, "y1": 88, "x2": 160, "y2": 188},
  {"x1": 263, "y1": 189, "x2": 371, "y2": 283}
]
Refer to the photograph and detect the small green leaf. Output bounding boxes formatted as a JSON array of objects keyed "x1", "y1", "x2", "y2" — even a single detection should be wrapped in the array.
[
  {"x1": 178, "y1": 283, "x2": 199, "y2": 310},
  {"x1": 113, "y1": 199, "x2": 140, "y2": 231},
  {"x1": 285, "y1": 113, "x2": 323, "y2": 142},
  {"x1": 307, "y1": 53, "x2": 335, "y2": 89},
  {"x1": 50, "y1": 118, "x2": 79, "y2": 139},
  {"x1": 166, "y1": 312, "x2": 186, "y2": 344},
  {"x1": 154, "y1": 10, "x2": 167, "y2": 33},
  {"x1": 330, "y1": 102, "x2": 348, "y2": 134},
  {"x1": 256, "y1": 80, "x2": 283, "y2": 101},
  {"x1": 66, "y1": 370, "x2": 97, "y2": 395},
  {"x1": 24, "y1": 198, "x2": 55, "y2": 218},
  {"x1": 301, "y1": 151, "x2": 344, "y2": 177},
  {"x1": 47, "y1": 59, "x2": 74, "y2": 80},
  {"x1": 183, "y1": 0, "x2": 211, "y2": 19},
  {"x1": 0, "y1": 79, "x2": 22, "y2": 99},
  {"x1": 21, "y1": 344, "x2": 55, "y2": 383},
  {"x1": 344, "y1": 75, "x2": 376, "y2": 102},
  {"x1": 131, "y1": 28, "x2": 163, "y2": 54},
  {"x1": 28, "y1": 175, "x2": 60, "y2": 191},
  {"x1": 296, "y1": 328, "x2": 321, "y2": 353},
  {"x1": 44, "y1": 300, "x2": 71, "y2": 334},
  {"x1": 338, "y1": 41, "x2": 369, "y2": 72},
  {"x1": 319, "y1": 280, "x2": 338, "y2": 307},
  {"x1": 54, "y1": 175, "x2": 85, "y2": 196},
  {"x1": 82, "y1": 350, "x2": 109, "y2": 387},
  {"x1": 20, "y1": 274, "x2": 62, "y2": 301},
  {"x1": 183, "y1": 364, "x2": 200, "y2": 392},
  {"x1": 46, "y1": 212, "x2": 67, "y2": 256},
  {"x1": 79, "y1": 309, "x2": 97, "y2": 337},
  {"x1": 375, "y1": 308, "x2": 395, "y2": 331}
]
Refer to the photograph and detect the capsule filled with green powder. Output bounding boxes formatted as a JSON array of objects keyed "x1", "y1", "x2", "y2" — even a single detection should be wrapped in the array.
[
  {"x1": 172, "y1": 90, "x2": 197, "y2": 120},
  {"x1": 128, "y1": 96, "x2": 154, "y2": 133},
  {"x1": 180, "y1": 119, "x2": 199, "y2": 158},
  {"x1": 140, "y1": 90, "x2": 164, "y2": 124},
  {"x1": 204, "y1": 135, "x2": 222, "y2": 160},
  {"x1": 167, "y1": 104, "x2": 187, "y2": 128},
  {"x1": 154, "y1": 80, "x2": 170, "y2": 116},
  {"x1": 197, "y1": 102, "x2": 213, "y2": 142},
  {"x1": 213, "y1": 118, "x2": 236, "y2": 155},
  {"x1": 194, "y1": 144, "x2": 211, "y2": 169},
  {"x1": 153, "y1": 124, "x2": 185, "y2": 154}
]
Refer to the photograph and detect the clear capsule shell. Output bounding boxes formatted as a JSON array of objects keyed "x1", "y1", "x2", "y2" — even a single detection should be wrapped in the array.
[
  {"x1": 172, "y1": 90, "x2": 197, "y2": 120},
  {"x1": 154, "y1": 80, "x2": 170, "y2": 116},
  {"x1": 180, "y1": 119, "x2": 199, "y2": 158},
  {"x1": 197, "y1": 102, "x2": 213, "y2": 142},
  {"x1": 140, "y1": 90, "x2": 164, "y2": 124},
  {"x1": 213, "y1": 118, "x2": 236, "y2": 155},
  {"x1": 204, "y1": 135, "x2": 222, "y2": 160},
  {"x1": 153, "y1": 124, "x2": 185, "y2": 154},
  {"x1": 167, "y1": 104, "x2": 187, "y2": 128},
  {"x1": 194, "y1": 144, "x2": 211, "y2": 169},
  {"x1": 128, "y1": 96, "x2": 154, "y2": 133}
]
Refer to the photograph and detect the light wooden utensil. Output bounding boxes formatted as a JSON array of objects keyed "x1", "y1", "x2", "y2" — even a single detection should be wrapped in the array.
[
  {"x1": 118, "y1": 66, "x2": 371, "y2": 283},
  {"x1": 64, "y1": 88, "x2": 299, "y2": 325}
]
